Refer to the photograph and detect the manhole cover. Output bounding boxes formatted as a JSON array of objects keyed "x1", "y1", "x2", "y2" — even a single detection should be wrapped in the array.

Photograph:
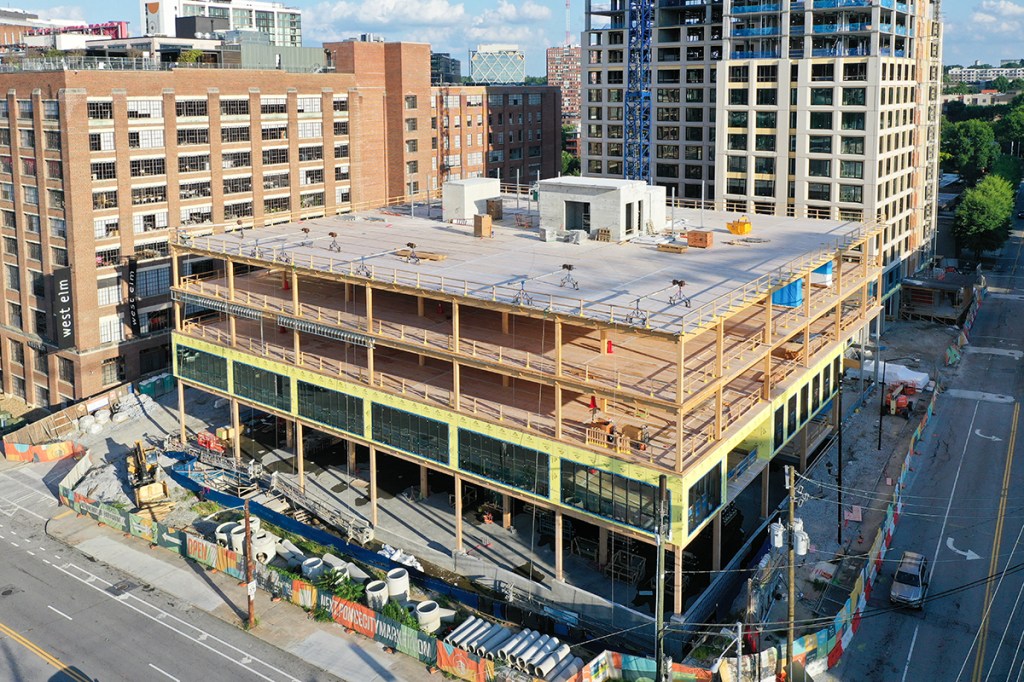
[
  {"x1": 107, "y1": 580, "x2": 137, "y2": 597},
  {"x1": 0, "y1": 585, "x2": 20, "y2": 597}
]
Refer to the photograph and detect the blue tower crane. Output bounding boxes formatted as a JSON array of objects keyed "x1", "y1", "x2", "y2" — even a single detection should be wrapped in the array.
[{"x1": 624, "y1": 0, "x2": 653, "y2": 182}]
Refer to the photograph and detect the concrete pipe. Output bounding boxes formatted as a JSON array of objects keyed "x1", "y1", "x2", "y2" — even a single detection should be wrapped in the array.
[
  {"x1": 301, "y1": 557, "x2": 325, "y2": 580},
  {"x1": 525, "y1": 637, "x2": 560, "y2": 671},
  {"x1": 465, "y1": 623, "x2": 504, "y2": 654},
  {"x1": 215, "y1": 522, "x2": 237, "y2": 547},
  {"x1": 322, "y1": 553, "x2": 347, "y2": 571},
  {"x1": 551, "y1": 657, "x2": 584, "y2": 682},
  {"x1": 514, "y1": 634, "x2": 550, "y2": 669},
  {"x1": 503, "y1": 630, "x2": 539, "y2": 662},
  {"x1": 415, "y1": 601, "x2": 442, "y2": 634},
  {"x1": 385, "y1": 567, "x2": 410, "y2": 602},
  {"x1": 229, "y1": 526, "x2": 246, "y2": 553},
  {"x1": 281, "y1": 539, "x2": 303, "y2": 556},
  {"x1": 449, "y1": 618, "x2": 489, "y2": 649},
  {"x1": 473, "y1": 624, "x2": 511, "y2": 656},
  {"x1": 533, "y1": 644, "x2": 571, "y2": 678},
  {"x1": 444, "y1": 616, "x2": 480, "y2": 644},
  {"x1": 495, "y1": 629, "x2": 531, "y2": 660},
  {"x1": 365, "y1": 580, "x2": 389, "y2": 611},
  {"x1": 547, "y1": 653, "x2": 581, "y2": 681},
  {"x1": 478, "y1": 627, "x2": 516, "y2": 659}
]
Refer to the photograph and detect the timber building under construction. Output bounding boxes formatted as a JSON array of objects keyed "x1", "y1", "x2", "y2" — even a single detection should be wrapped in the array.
[{"x1": 170, "y1": 197, "x2": 883, "y2": 617}]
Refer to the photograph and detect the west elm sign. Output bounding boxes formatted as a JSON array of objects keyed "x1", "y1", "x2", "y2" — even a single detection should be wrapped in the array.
[
  {"x1": 126, "y1": 257, "x2": 141, "y2": 335},
  {"x1": 52, "y1": 267, "x2": 75, "y2": 349}
]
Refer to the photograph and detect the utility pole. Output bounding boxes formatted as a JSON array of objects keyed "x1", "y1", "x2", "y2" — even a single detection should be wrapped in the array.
[
  {"x1": 787, "y1": 465, "x2": 796, "y2": 682},
  {"x1": 838, "y1": 373, "x2": 844, "y2": 547},
  {"x1": 877, "y1": 360, "x2": 887, "y2": 451},
  {"x1": 244, "y1": 499, "x2": 256, "y2": 629},
  {"x1": 654, "y1": 474, "x2": 668, "y2": 682}
]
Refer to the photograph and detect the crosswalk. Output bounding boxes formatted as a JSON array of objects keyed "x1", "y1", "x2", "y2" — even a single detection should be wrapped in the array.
[{"x1": 0, "y1": 464, "x2": 62, "y2": 521}]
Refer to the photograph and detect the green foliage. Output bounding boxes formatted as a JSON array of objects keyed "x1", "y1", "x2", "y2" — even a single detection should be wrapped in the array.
[
  {"x1": 523, "y1": 75, "x2": 547, "y2": 86},
  {"x1": 191, "y1": 500, "x2": 220, "y2": 516},
  {"x1": 381, "y1": 599, "x2": 419, "y2": 629},
  {"x1": 953, "y1": 175, "x2": 1014, "y2": 258},
  {"x1": 561, "y1": 151, "x2": 581, "y2": 176},
  {"x1": 267, "y1": 563, "x2": 302, "y2": 581},
  {"x1": 311, "y1": 607, "x2": 334, "y2": 623},
  {"x1": 993, "y1": 75, "x2": 1012, "y2": 93},
  {"x1": 991, "y1": 154, "x2": 1023, "y2": 187},
  {"x1": 997, "y1": 107, "x2": 1024, "y2": 148},
  {"x1": 178, "y1": 49, "x2": 203, "y2": 64},
  {"x1": 942, "y1": 119, "x2": 999, "y2": 184}
]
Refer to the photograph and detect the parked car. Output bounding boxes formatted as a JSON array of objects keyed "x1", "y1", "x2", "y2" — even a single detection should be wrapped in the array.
[
  {"x1": 1017, "y1": 211, "x2": 1024, "y2": 219},
  {"x1": 890, "y1": 551, "x2": 928, "y2": 608}
]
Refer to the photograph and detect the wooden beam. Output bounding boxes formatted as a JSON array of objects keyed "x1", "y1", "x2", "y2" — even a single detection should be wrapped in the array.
[
  {"x1": 715, "y1": 387, "x2": 724, "y2": 440},
  {"x1": 420, "y1": 465, "x2": 429, "y2": 499},
  {"x1": 715, "y1": 320, "x2": 725, "y2": 378},
  {"x1": 600, "y1": 329, "x2": 610, "y2": 355},
  {"x1": 501, "y1": 311, "x2": 510, "y2": 335},
  {"x1": 365, "y1": 285, "x2": 374, "y2": 333},
  {"x1": 369, "y1": 446, "x2": 378, "y2": 527},
  {"x1": 225, "y1": 259, "x2": 234, "y2": 299},
  {"x1": 452, "y1": 301, "x2": 460, "y2": 354},
  {"x1": 417, "y1": 295, "x2": 425, "y2": 317},
  {"x1": 676, "y1": 336, "x2": 685, "y2": 405},
  {"x1": 347, "y1": 439, "x2": 356, "y2": 473},
  {"x1": 554, "y1": 384, "x2": 563, "y2": 439},
  {"x1": 454, "y1": 473, "x2": 464, "y2": 553},
  {"x1": 291, "y1": 270, "x2": 299, "y2": 314},
  {"x1": 296, "y1": 421, "x2": 305, "y2": 493},
  {"x1": 764, "y1": 294, "x2": 773, "y2": 344},
  {"x1": 676, "y1": 407, "x2": 685, "y2": 473},
  {"x1": 453, "y1": 361, "x2": 461, "y2": 410},
  {"x1": 554, "y1": 319, "x2": 563, "y2": 377},
  {"x1": 502, "y1": 494, "x2": 511, "y2": 529},
  {"x1": 554, "y1": 510, "x2": 564, "y2": 581}
]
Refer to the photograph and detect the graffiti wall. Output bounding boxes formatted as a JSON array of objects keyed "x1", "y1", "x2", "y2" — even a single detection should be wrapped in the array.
[{"x1": 4, "y1": 440, "x2": 85, "y2": 462}]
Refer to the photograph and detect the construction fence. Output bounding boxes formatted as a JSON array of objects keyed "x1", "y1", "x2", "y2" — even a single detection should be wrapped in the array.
[
  {"x1": 945, "y1": 282, "x2": 987, "y2": 366},
  {"x1": 57, "y1": 451, "x2": 712, "y2": 682},
  {"x1": 718, "y1": 388, "x2": 940, "y2": 681}
]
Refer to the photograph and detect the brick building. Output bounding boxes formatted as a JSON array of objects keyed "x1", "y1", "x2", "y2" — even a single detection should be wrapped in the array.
[
  {"x1": 432, "y1": 85, "x2": 562, "y2": 187},
  {"x1": 0, "y1": 42, "x2": 432, "y2": 406},
  {"x1": 546, "y1": 44, "x2": 582, "y2": 126}
]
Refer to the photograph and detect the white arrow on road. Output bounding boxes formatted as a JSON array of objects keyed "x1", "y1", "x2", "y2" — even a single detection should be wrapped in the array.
[
  {"x1": 974, "y1": 429, "x2": 1003, "y2": 442},
  {"x1": 947, "y1": 536, "x2": 981, "y2": 561}
]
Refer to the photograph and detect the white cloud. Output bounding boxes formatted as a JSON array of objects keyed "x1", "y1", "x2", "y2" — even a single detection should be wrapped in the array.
[
  {"x1": 968, "y1": 0, "x2": 1024, "y2": 35},
  {"x1": 32, "y1": 5, "x2": 88, "y2": 24}
]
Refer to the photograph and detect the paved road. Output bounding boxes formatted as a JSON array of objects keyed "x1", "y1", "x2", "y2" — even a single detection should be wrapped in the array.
[
  {"x1": 827, "y1": 226, "x2": 1024, "y2": 681},
  {"x1": 0, "y1": 462, "x2": 339, "y2": 682}
]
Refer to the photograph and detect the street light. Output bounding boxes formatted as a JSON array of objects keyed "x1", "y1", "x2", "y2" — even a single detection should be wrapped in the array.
[
  {"x1": 709, "y1": 622, "x2": 744, "y2": 679},
  {"x1": 771, "y1": 466, "x2": 810, "y2": 682}
]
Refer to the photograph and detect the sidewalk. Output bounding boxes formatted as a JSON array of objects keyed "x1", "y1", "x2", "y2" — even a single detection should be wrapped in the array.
[{"x1": 45, "y1": 509, "x2": 432, "y2": 682}]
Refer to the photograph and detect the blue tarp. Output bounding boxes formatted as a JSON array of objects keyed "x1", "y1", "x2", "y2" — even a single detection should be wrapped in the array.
[{"x1": 771, "y1": 278, "x2": 804, "y2": 307}]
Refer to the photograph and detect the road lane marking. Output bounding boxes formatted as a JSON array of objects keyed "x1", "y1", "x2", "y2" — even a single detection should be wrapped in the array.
[
  {"x1": 54, "y1": 562, "x2": 301, "y2": 682},
  {"x1": 10, "y1": 542, "x2": 19, "y2": 547},
  {"x1": 52, "y1": 510, "x2": 73, "y2": 520},
  {"x1": 900, "y1": 624, "x2": 920, "y2": 682},
  {"x1": 26, "y1": 551, "x2": 34, "y2": 556},
  {"x1": 971, "y1": 401, "x2": 1020, "y2": 682},
  {"x1": 149, "y1": 663, "x2": 180, "y2": 681},
  {"x1": 0, "y1": 619, "x2": 91, "y2": 682},
  {"x1": 46, "y1": 605, "x2": 72, "y2": 621}
]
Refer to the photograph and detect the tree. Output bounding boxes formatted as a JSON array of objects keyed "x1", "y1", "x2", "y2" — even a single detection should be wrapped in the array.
[
  {"x1": 942, "y1": 119, "x2": 998, "y2": 184},
  {"x1": 997, "y1": 106, "x2": 1024, "y2": 150},
  {"x1": 177, "y1": 49, "x2": 203, "y2": 64},
  {"x1": 992, "y1": 75, "x2": 1012, "y2": 93},
  {"x1": 953, "y1": 175, "x2": 1014, "y2": 258},
  {"x1": 992, "y1": 155, "x2": 1023, "y2": 187},
  {"x1": 524, "y1": 75, "x2": 547, "y2": 86},
  {"x1": 561, "y1": 151, "x2": 580, "y2": 176}
]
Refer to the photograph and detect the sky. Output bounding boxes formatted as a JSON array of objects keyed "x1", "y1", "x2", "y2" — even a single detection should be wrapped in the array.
[{"x1": 13, "y1": 0, "x2": 1024, "y2": 74}]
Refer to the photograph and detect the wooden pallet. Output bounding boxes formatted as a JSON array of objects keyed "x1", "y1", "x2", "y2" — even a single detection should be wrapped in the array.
[
  {"x1": 657, "y1": 242, "x2": 688, "y2": 254},
  {"x1": 394, "y1": 249, "x2": 447, "y2": 261},
  {"x1": 595, "y1": 228, "x2": 611, "y2": 242}
]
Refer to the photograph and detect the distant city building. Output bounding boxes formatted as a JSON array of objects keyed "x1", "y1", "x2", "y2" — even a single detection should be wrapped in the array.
[
  {"x1": 431, "y1": 52, "x2": 461, "y2": 84},
  {"x1": 432, "y1": 85, "x2": 561, "y2": 185},
  {"x1": 0, "y1": 10, "x2": 124, "y2": 49},
  {"x1": 546, "y1": 44, "x2": 581, "y2": 124},
  {"x1": 947, "y1": 65, "x2": 1024, "y2": 83},
  {"x1": 142, "y1": 0, "x2": 301, "y2": 47},
  {"x1": 469, "y1": 44, "x2": 526, "y2": 84}
]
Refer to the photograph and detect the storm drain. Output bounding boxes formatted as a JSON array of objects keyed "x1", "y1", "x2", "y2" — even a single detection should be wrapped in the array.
[{"x1": 107, "y1": 580, "x2": 137, "y2": 597}]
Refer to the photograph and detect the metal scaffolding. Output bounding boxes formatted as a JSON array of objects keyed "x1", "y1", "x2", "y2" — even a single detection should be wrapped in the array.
[{"x1": 624, "y1": 0, "x2": 652, "y2": 182}]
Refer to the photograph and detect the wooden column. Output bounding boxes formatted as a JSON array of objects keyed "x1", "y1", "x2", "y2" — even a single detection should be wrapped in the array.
[
  {"x1": 293, "y1": 330, "x2": 300, "y2": 365},
  {"x1": 803, "y1": 274, "x2": 812, "y2": 367},
  {"x1": 177, "y1": 380, "x2": 187, "y2": 444},
  {"x1": 764, "y1": 295, "x2": 773, "y2": 344},
  {"x1": 554, "y1": 510, "x2": 564, "y2": 581},
  {"x1": 451, "y1": 301, "x2": 461, "y2": 353},
  {"x1": 712, "y1": 510, "x2": 722, "y2": 572},
  {"x1": 675, "y1": 407, "x2": 685, "y2": 473},
  {"x1": 676, "y1": 335, "x2": 686, "y2": 403},
  {"x1": 226, "y1": 259, "x2": 234, "y2": 299},
  {"x1": 229, "y1": 315, "x2": 237, "y2": 347},
  {"x1": 344, "y1": 282, "x2": 353, "y2": 302},
  {"x1": 231, "y1": 398, "x2": 241, "y2": 464},
  {"x1": 598, "y1": 526, "x2": 609, "y2": 566},
  {"x1": 453, "y1": 361, "x2": 461, "y2": 410},
  {"x1": 554, "y1": 319, "x2": 563, "y2": 376},
  {"x1": 762, "y1": 353, "x2": 772, "y2": 400},
  {"x1": 600, "y1": 329, "x2": 610, "y2": 355},
  {"x1": 284, "y1": 420, "x2": 294, "y2": 448},
  {"x1": 296, "y1": 421, "x2": 305, "y2": 493},
  {"x1": 715, "y1": 319, "x2": 725, "y2": 378},
  {"x1": 347, "y1": 439, "x2": 356, "y2": 473},
  {"x1": 417, "y1": 296, "x2": 425, "y2": 317},
  {"x1": 291, "y1": 270, "x2": 300, "y2": 315},
  {"x1": 502, "y1": 494, "x2": 511, "y2": 529},
  {"x1": 761, "y1": 466, "x2": 770, "y2": 519},
  {"x1": 674, "y1": 548, "x2": 684, "y2": 615},
  {"x1": 172, "y1": 253, "x2": 183, "y2": 332},
  {"x1": 366, "y1": 346, "x2": 375, "y2": 386},
  {"x1": 554, "y1": 385, "x2": 563, "y2": 439},
  {"x1": 454, "y1": 473, "x2": 464, "y2": 553},
  {"x1": 369, "y1": 446, "x2": 379, "y2": 527},
  {"x1": 420, "y1": 465, "x2": 429, "y2": 499},
  {"x1": 715, "y1": 387, "x2": 724, "y2": 440},
  {"x1": 365, "y1": 285, "x2": 374, "y2": 332},
  {"x1": 501, "y1": 311, "x2": 510, "y2": 334}
]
